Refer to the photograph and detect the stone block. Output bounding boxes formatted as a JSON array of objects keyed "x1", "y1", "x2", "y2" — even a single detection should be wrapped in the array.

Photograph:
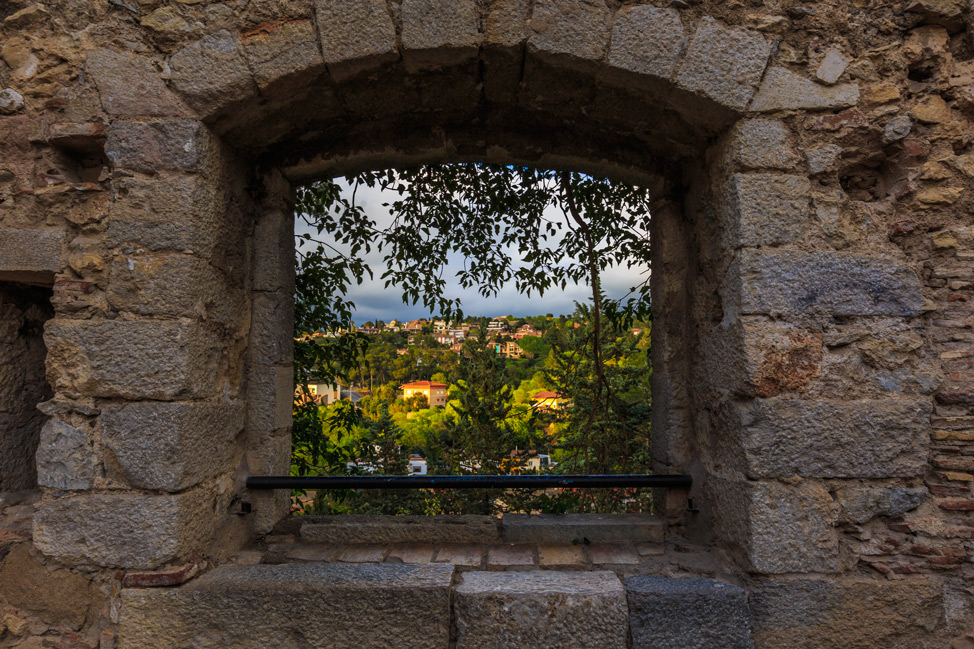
[
  {"x1": 607, "y1": 6, "x2": 684, "y2": 80},
  {"x1": 0, "y1": 544, "x2": 95, "y2": 628},
  {"x1": 722, "y1": 173, "x2": 809, "y2": 248},
  {"x1": 249, "y1": 291, "x2": 295, "y2": 366},
  {"x1": 711, "y1": 478, "x2": 839, "y2": 574},
  {"x1": 252, "y1": 208, "x2": 296, "y2": 293},
  {"x1": 727, "y1": 397, "x2": 930, "y2": 479},
  {"x1": 35, "y1": 418, "x2": 95, "y2": 490},
  {"x1": 106, "y1": 120, "x2": 213, "y2": 174},
  {"x1": 240, "y1": 19, "x2": 325, "y2": 90},
  {"x1": 107, "y1": 253, "x2": 236, "y2": 323},
  {"x1": 750, "y1": 67, "x2": 859, "y2": 112},
  {"x1": 34, "y1": 488, "x2": 216, "y2": 568},
  {"x1": 725, "y1": 249, "x2": 924, "y2": 318},
  {"x1": 455, "y1": 571, "x2": 627, "y2": 649},
  {"x1": 401, "y1": 0, "x2": 480, "y2": 72},
  {"x1": 502, "y1": 513, "x2": 663, "y2": 543},
  {"x1": 749, "y1": 576, "x2": 943, "y2": 648},
  {"x1": 727, "y1": 119, "x2": 801, "y2": 170},
  {"x1": 315, "y1": 0, "x2": 398, "y2": 81},
  {"x1": 86, "y1": 49, "x2": 189, "y2": 117},
  {"x1": 120, "y1": 563, "x2": 454, "y2": 649},
  {"x1": 528, "y1": 0, "x2": 612, "y2": 64},
  {"x1": 835, "y1": 487, "x2": 927, "y2": 524},
  {"x1": 169, "y1": 31, "x2": 259, "y2": 118},
  {"x1": 45, "y1": 319, "x2": 221, "y2": 400},
  {"x1": 301, "y1": 514, "x2": 500, "y2": 544},
  {"x1": 0, "y1": 228, "x2": 64, "y2": 285},
  {"x1": 107, "y1": 176, "x2": 224, "y2": 253},
  {"x1": 101, "y1": 402, "x2": 243, "y2": 492},
  {"x1": 484, "y1": 0, "x2": 530, "y2": 49},
  {"x1": 626, "y1": 576, "x2": 754, "y2": 649},
  {"x1": 675, "y1": 17, "x2": 772, "y2": 111},
  {"x1": 246, "y1": 363, "x2": 293, "y2": 430}
]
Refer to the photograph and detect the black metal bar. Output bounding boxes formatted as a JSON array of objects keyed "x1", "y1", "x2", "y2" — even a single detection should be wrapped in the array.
[{"x1": 246, "y1": 474, "x2": 692, "y2": 490}]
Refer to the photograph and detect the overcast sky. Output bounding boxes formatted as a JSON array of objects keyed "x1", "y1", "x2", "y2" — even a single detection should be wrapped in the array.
[{"x1": 294, "y1": 178, "x2": 650, "y2": 324}]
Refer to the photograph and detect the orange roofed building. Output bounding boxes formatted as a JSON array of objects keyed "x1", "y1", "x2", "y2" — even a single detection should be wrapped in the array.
[
  {"x1": 401, "y1": 380, "x2": 449, "y2": 407},
  {"x1": 532, "y1": 390, "x2": 570, "y2": 410}
]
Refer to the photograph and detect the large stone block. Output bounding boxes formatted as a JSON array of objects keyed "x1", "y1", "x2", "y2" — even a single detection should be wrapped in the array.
[
  {"x1": 105, "y1": 120, "x2": 214, "y2": 174},
  {"x1": 315, "y1": 0, "x2": 398, "y2": 81},
  {"x1": 749, "y1": 576, "x2": 943, "y2": 649},
  {"x1": 106, "y1": 176, "x2": 225, "y2": 254},
  {"x1": 711, "y1": 478, "x2": 839, "y2": 574},
  {"x1": 726, "y1": 118, "x2": 801, "y2": 170},
  {"x1": 724, "y1": 250, "x2": 925, "y2": 317},
  {"x1": 33, "y1": 488, "x2": 216, "y2": 568},
  {"x1": 528, "y1": 0, "x2": 612, "y2": 64},
  {"x1": 750, "y1": 67, "x2": 859, "y2": 112},
  {"x1": 252, "y1": 208, "x2": 296, "y2": 293},
  {"x1": 240, "y1": 19, "x2": 325, "y2": 90},
  {"x1": 101, "y1": 402, "x2": 243, "y2": 492},
  {"x1": 675, "y1": 17, "x2": 772, "y2": 111},
  {"x1": 87, "y1": 49, "x2": 189, "y2": 117},
  {"x1": 401, "y1": 0, "x2": 480, "y2": 71},
  {"x1": 835, "y1": 487, "x2": 927, "y2": 524},
  {"x1": 607, "y1": 6, "x2": 684, "y2": 80},
  {"x1": 169, "y1": 31, "x2": 259, "y2": 118},
  {"x1": 45, "y1": 319, "x2": 221, "y2": 400},
  {"x1": 484, "y1": 0, "x2": 530, "y2": 49},
  {"x1": 246, "y1": 363, "x2": 293, "y2": 430},
  {"x1": 502, "y1": 513, "x2": 663, "y2": 543},
  {"x1": 626, "y1": 576, "x2": 754, "y2": 649},
  {"x1": 120, "y1": 563, "x2": 454, "y2": 649},
  {"x1": 35, "y1": 418, "x2": 95, "y2": 490},
  {"x1": 727, "y1": 397, "x2": 931, "y2": 479},
  {"x1": 0, "y1": 227, "x2": 64, "y2": 285},
  {"x1": 455, "y1": 571, "x2": 627, "y2": 649},
  {"x1": 301, "y1": 514, "x2": 500, "y2": 544},
  {"x1": 249, "y1": 291, "x2": 295, "y2": 366},
  {"x1": 722, "y1": 173, "x2": 810, "y2": 248}
]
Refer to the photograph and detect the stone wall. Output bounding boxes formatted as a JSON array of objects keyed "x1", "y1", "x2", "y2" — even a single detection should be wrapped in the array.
[{"x1": 0, "y1": 0, "x2": 972, "y2": 647}]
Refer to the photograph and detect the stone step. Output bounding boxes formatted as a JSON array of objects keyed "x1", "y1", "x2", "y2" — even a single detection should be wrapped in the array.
[{"x1": 119, "y1": 563, "x2": 455, "y2": 649}]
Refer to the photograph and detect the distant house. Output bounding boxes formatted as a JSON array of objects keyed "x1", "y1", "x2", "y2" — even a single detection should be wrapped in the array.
[
  {"x1": 407, "y1": 455, "x2": 428, "y2": 475},
  {"x1": 492, "y1": 341, "x2": 524, "y2": 359},
  {"x1": 486, "y1": 319, "x2": 509, "y2": 333},
  {"x1": 514, "y1": 324, "x2": 542, "y2": 339},
  {"x1": 401, "y1": 380, "x2": 449, "y2": 406},
  {"x1": 532, "y1": 390, "x2": 569, "y2": 410}
]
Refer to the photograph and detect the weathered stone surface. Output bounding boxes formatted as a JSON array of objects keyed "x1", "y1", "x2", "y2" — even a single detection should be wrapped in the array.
[
  {"x1": 749, "y1": 576, "x2": 943, "y2": 648},
  {"x1": 246, "y1": 363, "x2": 293, "y2": 430},
  {"x1": 455, "y1": 571, "x2": 627, "y2": 649},
  {"x1": 120, "y1": 563, "x2": 454, "y2": 649},
  {"x1": 106, "y1": 176, "x2": 226, "y2": 254},
  {"x1": 0, "y1": 228, "x2": 64, "y2": 285},
  {"x1": 34, "y1": 488, "x2": 216, "y2": 568},
  {"x1": 815, "y1": 47, "x2": 851, "y2": 85},
  {"x1": 676, "y1": 17, "x2": 772, "y2": 111},
  {"x1": 712, "y1": 478, "x2": 839, "y2": 574},
  {"x1": 35, "y1": 418, "x2": 95, "y2": 490},
  {"x1": 836, "y1": 487, "x2": 927, "y2": 524},
  {"x1": 301, "y1": 514, "x2": 501, "y2": 544},
  {"x1": 314, "y1": 0, "x2": 397, "y2": 81},
  {"x1": 105, "y1": 120, "x2": 212, "y2": 174},
  {"x1": 252, "y1": 208, "x2": 296, "y2": 293},
  {"x1": 86, "y1": 49, "x2": 188, "y2": 117},
  {"x1": 101, "y1": 402, "x2": 243, "y2": 492},
  {"x1": 727, "y1": 397, "x2": 931, "y2": 478},
  {"x1": 484, "y1": 0, "x2": 530, "y2": 48},
  {"x1": 401, "y1": 0, "x2": 479, "y2": 71},
  {"x1": 725, "y1": 250, "x2": 925, "y2": 317},
  {"x1": 0, "y1": 544, "x2": 94, "y2": 627},
  {"x1": 528, "y1": 0, "x2": 612, "y2": 63},
  {"x1": 107, "y1": 254, "x2": 235, "y2": 322},
  {"x1": 750, "y1": 67, "x2": 859, "y2": 112},
  {"x1": 169, "y1": 31, "x2": 258, "y2": 118},
  {"x1": 0, "y1": 88, "x2": 25, "y2": 114},
  {"x1": 727, "y1": 119, "x2": 801, "y2": 170},
  {"x1": 806, "y1": 144, "x2": 842, "y2": 173},
  {"x1": 249, "y1": 291, "x2": 295, "y2": 365},
  {"x1": 607, "y1": 6, "x2": 684, "y2": 80},
  {"x1": 240, "y1": 19, "x2": 324, "y2": 90},
  {"x1": 627, "y1": 576, "x2": 754, "y2": 649},
  {"x1": 45, "y1": 320, "x2": 221, "y2": 400},
  {"x1": 502, "y1": 513, "x2": 663, "y2": 543},
  {"x1": 723, "y1": 173, "x2": 810, "y2": 247}
]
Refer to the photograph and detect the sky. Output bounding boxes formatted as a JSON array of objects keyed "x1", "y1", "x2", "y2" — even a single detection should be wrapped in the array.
[{"x1": 294, "y1": 178, "x2": 651, "y2": 324}]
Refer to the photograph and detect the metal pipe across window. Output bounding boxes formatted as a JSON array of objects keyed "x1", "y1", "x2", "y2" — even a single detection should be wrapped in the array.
[{"x1": 246, "y1": 474, "x2": 692, "y2": 490}]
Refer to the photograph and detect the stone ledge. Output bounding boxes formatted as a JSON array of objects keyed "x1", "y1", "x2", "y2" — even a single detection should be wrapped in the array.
[
  {"x1": 300, "y1": 514, "x2": 502, "y2": 544},
  {"x1": 0, "y1": 228, "x2": 64, "y2": 286},
  {"x1": 627, "y1": 576, "x2": 754, "y2": 649},
  {"x1": 502, "y1": 513, "x2": 664, "y2": 543},
  {"x1": 120, "y1": 563, "x2": 454, "y2": 649}
]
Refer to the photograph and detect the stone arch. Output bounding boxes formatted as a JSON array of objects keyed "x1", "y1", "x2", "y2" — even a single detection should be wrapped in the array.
[{"x1": 2, "y1": 0, "x2": 969, "y2": 645}]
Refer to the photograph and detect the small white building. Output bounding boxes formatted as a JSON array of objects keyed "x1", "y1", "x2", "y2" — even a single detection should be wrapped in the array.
[{"x1": 407, "y1": 456, "x2": 428, "y2": 475}]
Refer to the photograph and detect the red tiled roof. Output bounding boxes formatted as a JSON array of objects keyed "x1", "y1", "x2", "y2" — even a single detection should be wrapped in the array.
[
  {"x1": 401, "y1": 381, "x2": 448, "y2": 389},
  {"x1": 532, "y1": 391, "x2": 564, "y2": 400}
]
